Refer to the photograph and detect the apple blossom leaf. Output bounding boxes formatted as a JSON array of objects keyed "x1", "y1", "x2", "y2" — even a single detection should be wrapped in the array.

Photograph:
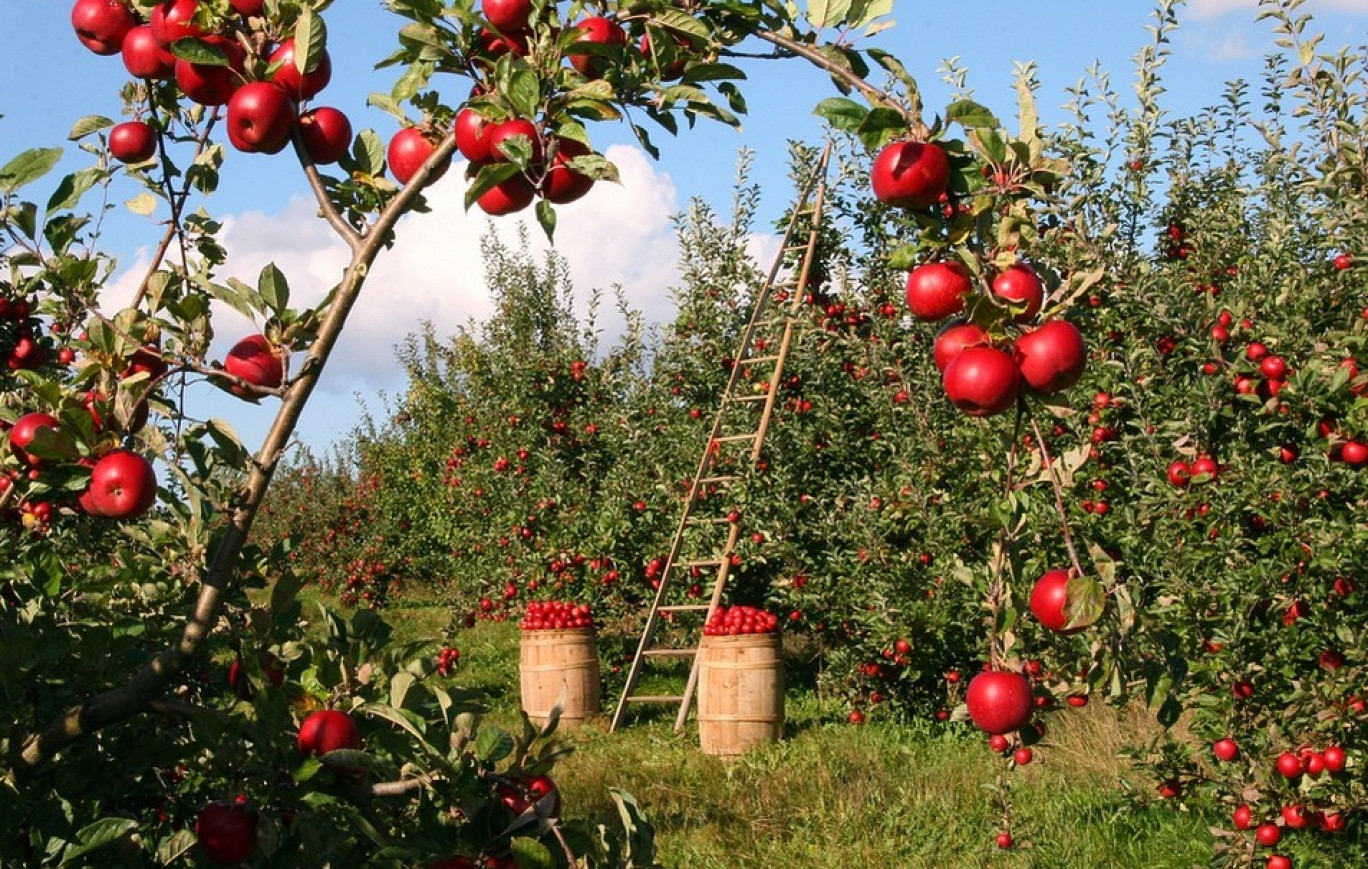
[
  {"x1": 814, "y1": 98, "x2": 867, "y2": 133},
  {"x1": 946, "y1": 100, "x2": 1001, "y2": 131},
  {"x1": 475, "y1": 726, "x2": 515, "y2": 762},
  {"x1": 169, "y1": 38, "x2": 230, "y2": 66},
  {"x1": 0, "y1": 147, "x2": 63, "y2": 193},
  {"x1": 47, "y1": 169, "x2": 103, "y2": 214},
  {"x1": 258, "y1": 263, "x2": 291, "y2": 315},
  {"x1": 125, "y1": 193, "x2": 158, "y2": 216},
  {"x1": 509, "y1": 837, "x2": 556, "y2": 869},
  {"x1": 69, "y1": 115, "x2": 114, "y2": 140},
  {"x1": 294, "y1": 8, "x2": 327, "y2": 75},
  {"x1": 63, "y1": 817, "x2": 139, "y2": 861}
]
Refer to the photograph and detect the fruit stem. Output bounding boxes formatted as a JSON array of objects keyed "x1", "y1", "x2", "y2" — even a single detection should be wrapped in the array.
[{"x1": 1028, "y1": 414, "x2": 1086, "y2": 580}]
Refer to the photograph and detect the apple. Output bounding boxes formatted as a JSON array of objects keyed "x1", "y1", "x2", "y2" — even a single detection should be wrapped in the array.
[
  {"x1": 486, "y1": 117, "x2": 543, "y2": 164},
  {"x1": 1190, "y1": 455, "x2": 1220, "y2": 482},
  {"x1": 1212, "y1": 738, "x2": 1239, "y2": 762},
  {"x1": 1028, "y1": 569, "x2": 1086, "y2": 634},
  {"x1": 476, "y1": 174, "x2": 537, "y2": 215},
  {"x1": 298, "y1": 106, "x2": 353, "y2": 165},
  {"x1": 175, "y1": 36, "x2": 246, "y2": 106},
  {"x1": 71, "y1": 0, "x2": 137, "y2": 56},
  {"x1": 1014, "y1": 320, "x2": 1086, "y2": 394},
  {"x1": 640, "y1": 30, "x2": 689, "y2": 81},
  {"x1": 1275, "y1": 751, "x2": 1304, "y2": 779},
  {"x1": 388, "y1": 127, "x2": 450, "y2": 186},
  {"x1": 230, "y1": 0, "x2": 264, "y2": 15},
  {"x1": 1259, "y1": 354, "x2": 1287, "y2": 380},
  {"x1": 1340, "y1": 440, "x2": 1368, "y2": 466},
  {"x1": 991, "y1": 263, "x2": 1044, "y2": 321},
  {"x1": 1232, "y1": 804, "x2": 1253, "y2": 830},
  {"x1": 477, "y1": 27, "x2": 532, "y2": 59},
  {"x1": 428, "y1": 859, "x2": 480, "y2": 869},
  {"x1": 905, "y1": 261, "x2": 973, "y2": 322},
  {"x1": 109, "y1": 121, "x2": 158, "y2": 164},
  {"x1": 540, "y1": 138, "x2": 594, "y2": 204},
  {"x1": 965, "y1": 670, "x2": 1033, "y2": 734},
  {"x1": 1321, "y1": 744, "x2": 1346, "y2": 774},
  {"x1": 297, "y1": 709, "x2": 361, "y2": 758},
  {"x1": 1333, "y1": 252, "x2": 1353, "y2": 270},
  {"x1": 933, "y1": 321, "x2": 988, "y2": 373},
  {"x1": 195, "y1": 801, "x2": 258, "y2": 866},
  {"x1": 496, "y1": 773, "x2": 560, "y2": 818},
  {"x1": 1166, "y1": 460, "x2": 1191, "y2": 487},
  {"x1": 455, "y1": 107, "x2": 494, "y2": 163},
  {"x1": 1265, "y1": 856, "x2": 1291, "y2": 869},
  {"x1": 269, "y1": 40, "x2": 332, "y2": 101},
  {"x1": 568, "y1": 16, "x2": 627, "y2": 78},
  {"x1": 482, "y1": 0, "x2": 534, "y2": 31},
  {"x1": 226, "y1": 82, "x2": 296, "y2": 154},
  {"x1": 228, "y1": 650, "x2": 285, "y2": 699},
  {"x1": 9, "y1": 413, "x2": 61, "y2": 467},
  {"x1": 870, "y1": 140, "x2": 950, "y2": 209},
  {"x1": 224, "y1": 334, "x2": 284, "y2": 395},
  {"x1": 942, "y1": 346, "x2": 1021, "y2": 418},
  {"x1": 78, "y1": 450, "x2": 158, "y2": 520},
  {"x1": 1013, "y1": 747, "x2": 1033, "y2": 766},
  {"x1": 995, "y1": 832, "x2": 1014, "y2": 849},
  {"x1": 1255, "y1": 823, "x2": 1282, "y2": 847},
  {"x1": 151, "y1": 0, "x2": 204, "y2": 46},
  {"x1": 121, "y1": 25, "x2": 176, "y2": 79},
  {"x1": 123, "y1": 345, "x2": 169, "y2": 381},
  {"x1": 1245, "y1": 341, "x2": 1269, "y2": 362}
]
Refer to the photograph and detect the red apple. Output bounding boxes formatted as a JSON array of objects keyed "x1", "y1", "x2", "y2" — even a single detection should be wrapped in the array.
[
  {"x1": 428, "y1": 859, "x2": 480, "y2": 869},
  {"x1": 109, "y1": 121, "x2": 158, "y2": 164},
  {"x1": 991, "y1": 263, "x2": 1044, "y2": 321},
  {"x1": 227, "y1": 82, "x2": 296, "y2": 154},
  {"x1": 224, "y1": 334, "x2": 284, "y2": 396},
  {"x1": 8, "y1": 413, "x2": 61, "y2": 467},
  {"x1": 1190, "y1": 455, "x2": 1219, "y2": 482},
  {"x1": 230, "y1": 0, "x2": 264, "y2": 14},
  {"x1": 1232, "y1": 804, "x2": 1253, "y2": 830},
  {"x1": 195, "y1": 801, "x2": 258, "y2": 866},
  {"x1": 476, "y1": 174, "x2": 537, "y2": 215},
  {"x1": 78, "y1": 450, "x2": 158, "y2": 519},
  {"x1": 540, "y1": 138, "x2": 594, "y2": 204},
  {"x1": 1166, "y1": 460, "x2": 1191, "y2": 487},
  {"x1": 121, "y1": 25, "x2": 176, "y2": 79},
  {"x1": 175, "y1": 36, "x2": 246, "y2": 106},
  {"x1": 455, "y1": 106, "x2": 494, "y2": 163},
  {"x1": 568, "y1": 16, "x2": 627, "y2": 78},
  {"x1": 482, "y1": 0, "x2": 534, "y2": 31},
  {"x1": 388, "y1": 127, "x2": 450, "y2": 186},
  {"x1": 640, "y1": 30, "x2": 689, "y2": 81},
  {"x1": 965, "y1": 670, "x2": 1034, "y2": 735},
  {"x1": 297, "y1": 709, "x2": 361, "y2": 758},
  {"x1": 1029, "y1": 569, "x2": 1086, "y2": 634},
  {"x1": 486, "y1": 117, "x2": 543, "y2": 164},
  {"x1": 496, "y1": 774, "x2": 560, "y2": 818},
  {"x1": 151, "y1": 0, "x2": 204, "y2": 46},
  {"x1": 269, "y1": 39, "x2": 332, "y2": 101},
  {"x1": 1275, "y1": 751, "x2": 1304, "y2": 779},
  {"x1": 905, "y1": 261, "x2": 973, "y2": 322},
  {"x1": 1212, "y1": 738, "x2": 1239, "y2": 762},
  {"x1": 476, "y1": 27, "x2": 532, "y2": 59},
  {"x1": 1340, "y1": 440, "x2": 1368, "y2": 466},
  {"x1": 933, "y1": 321, "x2": 988, "y2": 373},
  {"x1": 870, "y1": 140, "x2": 950, "y2": 209},
  {"x1": 1014, "y1": 320, "x2": 1086, "y2": 394},
  {"x1": 72, "y1": 0, "x2": 138, "y2": 56},
  {"x1": 298, "y1": 106, "x2": 353, "y2": 165},
  {"x1": 942, "y1": 346, "x2": 1021, "y2": 417},
  {"x1": 1334, "y1": 252, "x2": 1353, "y2": 270}
]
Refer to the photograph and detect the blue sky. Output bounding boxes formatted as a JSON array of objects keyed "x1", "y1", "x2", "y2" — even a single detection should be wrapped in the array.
[{"x1": 4, "y1": 1, "x2": 1368, "y2": 454}]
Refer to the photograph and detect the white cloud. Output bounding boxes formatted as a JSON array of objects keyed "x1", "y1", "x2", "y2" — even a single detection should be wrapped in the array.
[
  {"x1": 1188, "y1": 0, "x2": 1368, "y2": 19},
  {"x1": 105, "y1": 145, "x2": 715, "y2": 450}
]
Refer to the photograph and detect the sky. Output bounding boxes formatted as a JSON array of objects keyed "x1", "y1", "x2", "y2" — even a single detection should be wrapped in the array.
[{"x1": 3, "y1": 1, "x2": 1368, "y2": 457}]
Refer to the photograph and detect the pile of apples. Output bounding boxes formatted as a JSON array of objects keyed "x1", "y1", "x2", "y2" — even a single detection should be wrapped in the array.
[
  {"x1": 869, "y1": 137, "x2": 1086, "y2": 418},
  {"x1": 519, "y1": 599, "x2": 594, "y2": 631},
  {"x1": 703, "y1": 604, "x2": 779, "y2": 636}
]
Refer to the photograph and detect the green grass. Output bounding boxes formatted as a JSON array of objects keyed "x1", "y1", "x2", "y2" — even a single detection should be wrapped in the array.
[{"x1": 326, "y1": 600, "x2": 1362, "y2": 868}]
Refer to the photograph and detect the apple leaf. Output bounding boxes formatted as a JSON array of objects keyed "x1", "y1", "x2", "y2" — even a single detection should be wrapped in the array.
[
  {"x1": 169, "y1": 38, "x2": 229, "y2": 66},
  {"x1": 475, "y1": 725, "x2": 515, "y2": 762},
  {"x1": 1063, "y1": 575, "x2": 1106, "y2": 632},
  {"x1": 62, "y1": 818, "x2": 139, "y2": 862},
  {"x1": 258, "y1": 262, "x2": 291, "y2": 315},
  {"x1": 125, "y1": 193, "x2": 158, "y2": 216},
  {"x1": 47, "y1": 168, "x2": 103, "y2": 214},
  {"x1": 294, "y1": 7, "x2": 327, "y2": 76},
  {"x1": 946, "y1": 100, "x2": 1001, "y2": 131},
  {"x1": 536, "y1": 199, "x2": 557, "y2": 241},
  {"x1": 0, "y1": 147, "x2": 63, "y2": 193},
  {"x1": 508, "y1": 837, "x2": 556, "y2": 869},
  {"x1": 814, "y1": 98, "x2": 868, "y2": 133},
  {"x1": 155, "y1": 830, "x2": 196, "y2": 864},
  {"x1": 68, "y1": 115, "x2": 114, "y2": 140}
]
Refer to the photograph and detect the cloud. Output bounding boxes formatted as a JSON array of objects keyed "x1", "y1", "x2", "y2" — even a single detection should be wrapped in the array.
[
  {"x1": 104, "y1": 145, "x2": 726, "y2": 450},
  {"x1": 1187, "y1": 0, "x2": 1368, "y2": 19}
]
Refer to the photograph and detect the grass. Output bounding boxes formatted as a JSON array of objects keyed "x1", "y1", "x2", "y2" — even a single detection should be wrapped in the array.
[{"x1": 331, "y1": 597, "x2": 1363, "y2": 868}]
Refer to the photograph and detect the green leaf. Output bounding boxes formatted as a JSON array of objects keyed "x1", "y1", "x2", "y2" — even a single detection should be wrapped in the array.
[
  {"x1": 946, "y1": 100, "x2": 1001, "y2": 130},
  {"x1": 508, "y1": 837, "x2": 556, "y2": 869},
  {"x1": 69, "y1": 115, "x2": 114, "y2": 140},
  {"x1": 1064, "y1": 575, "x2": 1106, "y2": 631},
  {"x1": 125, "y1": 192, "x2": 158, "y2": 216},
  {"x1": 0, "y1": 147, "x2": 63, "y2": 193},
  {"x1": 295, "y1": 8, "x2": 328, "y2": 75},
  {"x1": 47, "y1": 168, "x2": 104, "y2": 213},
  {"x1": 813, "y1": 97, "x2": 868, "y2": 133},
  {"x1": 62, "y1": 817, "x2": 138, "y2": 861},
  {"x1": 474, "y1": 726, "x2": 514, "y2": 762},
  {"x1": 258, "y1": 262, "x2": 290, "y2": 314},
  {"x1": 170, "y1": 38, "x2": 229, "y2": 66}
]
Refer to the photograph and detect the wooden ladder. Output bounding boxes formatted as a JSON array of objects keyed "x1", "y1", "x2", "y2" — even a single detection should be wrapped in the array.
[{"x1": 609, "y1": 143, "x2": 833, "y2": 734}]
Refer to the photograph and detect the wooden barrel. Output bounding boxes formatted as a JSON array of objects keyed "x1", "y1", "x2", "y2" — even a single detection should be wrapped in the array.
[
  {"x1": 519, "y1": 628, "x2": 602, "y2": 728},
  {"x1": 697, "y1": 633, "x2": 784, "y2": 756}
]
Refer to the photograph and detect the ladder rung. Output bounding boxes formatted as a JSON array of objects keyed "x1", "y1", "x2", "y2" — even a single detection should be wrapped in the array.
[
  {"x1": 677, "y1": 559, "x2": 723, "y2": 569},
  {"x1": 730, "y1": 394, "x2": 769, "y2": 403},
  {"x1": 713, "y1": 433, "x2": 759, "y2": 443},
  {"x1": 660, "y1": 604, "x2": 711, "y2": 612},
  {"x1": 698, "y1": 475, "x2": 738, "y2": 485},
  {"x1": 685, "y1": 515, "x2": 732, "y2": 525},
  {"x1": 643, "y1": 647, "x2": 699, "y2": 658},
  {"x1": 739, "y1": 354, "x2": 781, "y2": 366},
  {"x1": 626, "y1": 695, "x2": 685, "y2": 704}
]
